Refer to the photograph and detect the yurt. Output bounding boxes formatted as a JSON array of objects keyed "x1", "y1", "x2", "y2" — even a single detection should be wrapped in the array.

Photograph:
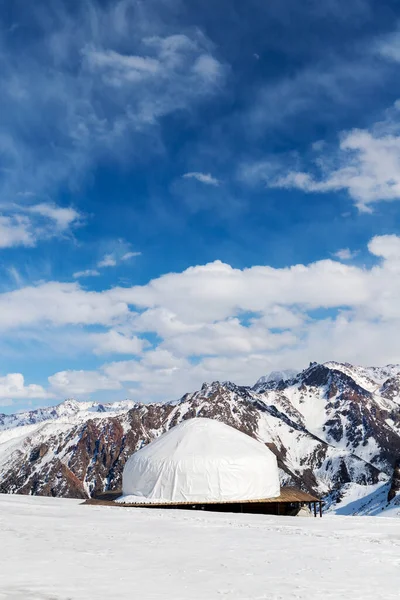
[{"x1": 120, "y1": 418, "x2": 280, "y2": 504}]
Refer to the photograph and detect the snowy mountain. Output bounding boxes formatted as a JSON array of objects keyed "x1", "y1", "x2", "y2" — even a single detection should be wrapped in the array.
[
  {"x1": 0, "y1": 398, "x2": 138, "y2": 432},
  {"x1": 1, "y1": 361, "x2": 400, "y2": 514},
  {"x1": 254, "y1": 369, "x2": 298, "y2": 388}
]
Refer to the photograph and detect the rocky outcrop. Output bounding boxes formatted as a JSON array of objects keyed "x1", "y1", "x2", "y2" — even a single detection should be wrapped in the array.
[{"x1": 388, "y1": 459, "x2": 400, "y2": 502}]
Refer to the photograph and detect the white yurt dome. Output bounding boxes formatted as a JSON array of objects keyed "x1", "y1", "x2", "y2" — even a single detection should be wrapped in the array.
[{"x1": 121, "y1": 418, "x2": 280, "y2": 503}]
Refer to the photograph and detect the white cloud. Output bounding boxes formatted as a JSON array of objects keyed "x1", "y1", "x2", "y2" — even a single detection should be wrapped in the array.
[
  {"x1": 28, "y1": 203, "x2": 81, "y2": 231},
  {"x1": 7, "y1": 266, "x2": 23, "y2": 286},
  {"x1": 182, "y1": 172, "x2": 220, "y2": 186},
  {"x1": 95, "y1": 249, "x2": 141, "y2": 270},
  {"x1": 367, "y1": 234, "x2": 400, "y2": 260},
  {"x1": 74, "y1": 247, "x2": 141, "y2": 279},
  {"x1": 5, "y1": 235, "x2": 400, "y2": 402},
  {"x1": 0, "y1": 203, "x2": 82, "y2": 249},
  {"x1": 159, "y1": 318, "x2": 296, "y2": 357},
  {"x1": 245, "y1": 51, "x2": 384, "y2": 138},
  {"x1": 104, "y1": 349, "x2": 185, "y2": 382},
  {"x1": 92, "y1": 330, "x2": 145, "y2": 355},
  {"x1": 0, "y1": 235, "x2": 398, "y2": 334},
  {"x1": 48, "y1": 370, "x2": 121, "y2": 396},
  {"x1": 0, "y1": 282, "x2": 129, "y2": 329},
  {"x1": 121, "y1": 251, "x2": 141, "y2": 261},
  {"x1": 83, "y1": 47, "x2": 160, "y2": 84},
  {"x1": 0, "y1": 215, "x2": 34, "y2": 248},
  {"x1": 0, "y1": 2, "x2": 226, "y2": 202},
  {"x1": 0, "y1": 373, "x2": 50, "y2": 401},
  {"x1": 192, "y1": 55, "x2": 224, "y2": 83},
  {"x1": 97, "y1": 254, "x2": 117, "y2": 268},
  {"x1": 333, "y1": 248, "x2": 359, "y2": 261},
  {"x1": 250, "y1": 113, "x2": 400, "y2": 211},
  {"x1": 73, "y1": 269, "x2": 100, "y2": 279},
  {"x1": 116, "y1": 259, "x2": 370, "y2": 324},
  {"x1": 377, "y1": 31, "x2": 400, "y2": 63}
]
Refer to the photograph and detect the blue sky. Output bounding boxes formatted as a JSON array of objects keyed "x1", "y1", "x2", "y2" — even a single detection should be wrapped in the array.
[{"x1": 2, "y1": 0, "x2": 400, "y2": 412}]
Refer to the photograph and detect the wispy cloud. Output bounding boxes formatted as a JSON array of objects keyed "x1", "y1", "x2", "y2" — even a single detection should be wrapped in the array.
[
  {"x1": 7, "y1": 267, "x2": 23, "y2": 287},
  {"x1": 376, "y1": 30, "x2": 400, "y2": 63},
  {"x1": 182, "y1": 172, "x2": 220, "y2": 186},
  {"x1": 96, "y1": 250, "x2": 141, "y2": 268},
  {"x1": 244, "y1": 57, "x2": 386, "y2": 138},
  {"x1": 0, "y1": 1, "x2": 226, "y2": 203},
  {"x1": 73, "y1": 269, "x2": 100, "y2": 279},
  {"x1": 28, "y1": 204, "x2": 81, "y2": 231},
  {"x1": 74, "y1": 246, "x2": 142, "y2": 277},
  {"x1": 0, "y1": 203, "x2": 81, "y2": 249},
  {"x1": 121, "y1": 251, "x2": 142, "y2": 261},
  {"x1": 0, "y1": 215, "x2": 34, "y2": 249},
  {"x1": 333, "y1": 248, "x2": 359, "y2": 261}
]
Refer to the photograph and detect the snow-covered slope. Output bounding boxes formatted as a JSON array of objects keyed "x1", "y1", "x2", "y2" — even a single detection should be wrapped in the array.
[
  {"x1": 0, "y1": 361, "x2": 399, "y2": 514},
  {"x1": 1, "y1": 493, "x2": 400, "y2": 599},
  {"x1": 323, "y1": 361, "x2": 400, "y2": 394},
  {"x1": 324, "y1": 481, "x2": 400, "y2": 517}
]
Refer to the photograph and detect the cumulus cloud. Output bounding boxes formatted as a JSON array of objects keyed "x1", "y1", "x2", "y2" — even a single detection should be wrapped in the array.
[
  {"x1": 160, "y1": 318, "x2": 296, "y2": 357},
  {"x1": 0, "y1": 373, "x2": 50, "y2": 404},
  {"x1": 92, "y1": 330, "x2": 145, "y2": 355},
  {"x1": 48, "y1": 370, "x2": 121, "y2": 396},
  {"x1": 367, "y1": 234, "x2": 400, "y2": 260},
  {"x1": 0, "y1": 235, "x2": 395, "y2": 331},
  {"x1": 182, "y1": 172, "x2": 220, "y2": 186},
  {"x1": 5, "y1": 234, "x2": 400, "y2": 402},
  {"x1": 0, "y1": 282, "x2": 129, "y2": 330}
]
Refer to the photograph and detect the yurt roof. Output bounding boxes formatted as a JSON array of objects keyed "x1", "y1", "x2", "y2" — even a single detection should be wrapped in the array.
[{"x1": 119, "y1": 418, "x2": 280, "y2": 504}]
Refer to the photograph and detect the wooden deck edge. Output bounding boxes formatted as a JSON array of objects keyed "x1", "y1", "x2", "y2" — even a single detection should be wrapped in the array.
[{"x1": 83, "y1": 492, "x2": 322, "y2": 509}]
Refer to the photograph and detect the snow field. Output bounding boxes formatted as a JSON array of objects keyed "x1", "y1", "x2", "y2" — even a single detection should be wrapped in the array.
[{"x1": 1, "y1": 494, "x2": 400, "y2": 600}]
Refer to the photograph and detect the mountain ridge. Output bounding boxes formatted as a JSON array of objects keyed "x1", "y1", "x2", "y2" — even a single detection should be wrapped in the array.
[{"x1": 1, "y1": 361, "x2": 399, "y2": 514}]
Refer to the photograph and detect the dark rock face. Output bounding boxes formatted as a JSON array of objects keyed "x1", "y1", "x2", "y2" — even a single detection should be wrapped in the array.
[
  {"x1": 388, "y1": 459, "x2": 400, "y2": 502},
  {"x1": 380, "y1": 376, "x2": 400, "y2": 401},
  {"x1": 1, "y1": 362, "x2": 400, "y2": 502}
]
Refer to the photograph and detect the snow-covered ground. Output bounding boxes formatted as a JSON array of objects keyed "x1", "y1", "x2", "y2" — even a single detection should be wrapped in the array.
[{"x1": 1, "y1": 495, "x2": 400, "y2": 600}]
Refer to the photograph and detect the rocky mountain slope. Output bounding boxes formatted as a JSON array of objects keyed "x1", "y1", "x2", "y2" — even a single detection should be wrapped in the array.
[{"x1": 1, "y1": 361, "x2": 400, "y2": 512}]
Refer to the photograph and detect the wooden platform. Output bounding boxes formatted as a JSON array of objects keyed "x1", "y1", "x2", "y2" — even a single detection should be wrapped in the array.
[{"x1": 86, "y1": 487, "x2": 323, "y2": 516}]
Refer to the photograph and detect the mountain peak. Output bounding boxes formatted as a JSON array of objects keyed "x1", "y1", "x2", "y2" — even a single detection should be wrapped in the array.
[{"x1": 253, "y1": 369, "x2": 298, "y2": 391}]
